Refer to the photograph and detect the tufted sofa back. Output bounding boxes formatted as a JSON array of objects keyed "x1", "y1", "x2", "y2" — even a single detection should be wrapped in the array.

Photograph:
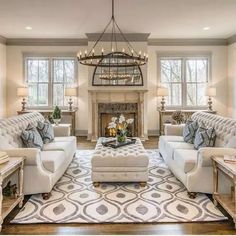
[
  {"x1": 0, "y1": 112, "x2": 45, "y2": 148},
  {"x1": 191, "y1": 111, "x2": 236, "y2": 147}
]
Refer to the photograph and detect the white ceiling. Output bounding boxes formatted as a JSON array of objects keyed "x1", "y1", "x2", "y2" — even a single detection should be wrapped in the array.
[{"x1": 0, "y1": 0, "x2": 236, "y2": 39}]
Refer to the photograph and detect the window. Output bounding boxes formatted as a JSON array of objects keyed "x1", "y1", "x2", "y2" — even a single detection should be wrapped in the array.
[
  {"x1": 160, "y1": 56, "x2": 209, "y2": 108},
  {"x1": 25, "y1": 57, "x2": 77, "y2": 108}
]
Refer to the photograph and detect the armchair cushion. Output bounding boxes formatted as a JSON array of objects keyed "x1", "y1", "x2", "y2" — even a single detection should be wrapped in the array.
[
  {"x1": 164, "y1": 124, "x2": 185, "y2": 136},
  {"x1": 37, "y1": 120, "x2": 54, "y2": 144}
]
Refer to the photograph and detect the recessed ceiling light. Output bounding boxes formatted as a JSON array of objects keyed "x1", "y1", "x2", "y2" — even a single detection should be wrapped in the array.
[
  {"x1": 203, "y1": 26, "x2": 210, "y2": 31},
  {"x1": 25, "y1": 26, "x2": 32, "y2": 30}
]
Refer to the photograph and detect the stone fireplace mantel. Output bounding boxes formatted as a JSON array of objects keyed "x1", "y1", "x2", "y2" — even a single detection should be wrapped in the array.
[{"x1": 88, "y1": 89, "x2": 148, "y2": 141}]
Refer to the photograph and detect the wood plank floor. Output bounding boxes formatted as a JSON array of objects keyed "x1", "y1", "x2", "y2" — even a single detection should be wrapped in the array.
[{"x1": 2, "y1": 137, "x2": 236, "y2": 235}]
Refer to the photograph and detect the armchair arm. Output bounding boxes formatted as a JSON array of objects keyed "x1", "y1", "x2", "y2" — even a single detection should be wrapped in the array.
[
  {"x1": 53, "y1": 125, "x2": 71, "y2": 137},
  {"x1": 197, "y1": 147, "x2": 236, "y2": 167},
  {"x1": 3, "y1": 148, "x2": 41, "y2": 166},
  {"x1": 164, "y1": 124, "x2": 185, "y2": 136}
]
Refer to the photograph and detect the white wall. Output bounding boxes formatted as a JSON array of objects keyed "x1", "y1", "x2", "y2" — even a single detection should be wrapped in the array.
[
  {"x1": 6, "y1": 44, "x2": 229, "y2": 136},
  {"x1": 228, "y1": 43, "x2": 236, "y2": 118},
  {"x1": 0, "y1": 43, "x2": 6, "y2": 118},
  {"x1": 147, "y1": 45, "x2": 229, "y2": 133}
]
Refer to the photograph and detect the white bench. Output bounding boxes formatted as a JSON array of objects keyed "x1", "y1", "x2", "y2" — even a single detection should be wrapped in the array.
[{"x1": 91, "y1": 138, "x2": 149, "y2": 187}]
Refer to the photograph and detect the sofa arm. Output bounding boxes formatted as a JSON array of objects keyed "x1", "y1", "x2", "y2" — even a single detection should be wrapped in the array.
[
  {"x1": 53, "y1": 124, "x2": 71, "y2": 137},
  {"x1": 164, "y1": 124, "x2": 185, "y2": 136},
  {"x1": 3, "y1": 148, "x2": 41, "y2": 166},
  {"x1": 197, "y1": 147, "x2": 236, "y2": 167}
]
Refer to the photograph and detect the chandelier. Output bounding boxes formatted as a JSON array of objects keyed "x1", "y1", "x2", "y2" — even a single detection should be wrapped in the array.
[{"x1": 77, "y1": 0, "x2": 148, "y2": 68}]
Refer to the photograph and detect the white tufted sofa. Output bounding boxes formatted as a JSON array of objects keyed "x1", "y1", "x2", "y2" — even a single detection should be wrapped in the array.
[
  {"x1": 159, "y1": 111, "x2": 236, "y2": 194},
  {"x1": 0, "y1": 112, "x2": 76, "y2": 195},
  {"x1": 91, "y1": 138, "x2": 149, "y2": 183}
]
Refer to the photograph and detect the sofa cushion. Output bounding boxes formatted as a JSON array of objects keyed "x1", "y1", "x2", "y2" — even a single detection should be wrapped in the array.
[
  {"x1": 183, "y1": 120, "x2": 198, "y2": 144},
  {"x1": 42, "y1": 141, "x2": 71, "y2": 157},
  {"x1": 41, "y1": 151, "x2": 65, "y2": 173},
  {"x1": 159, "y1": 136, "x2": 184, "y2": 151},
  {"x1": 173, "y1": 149, "x2": 198, "y2": 173},
  {"x1": 194, "y1": 126, "x2": 216, "y2": 150},
  {"x1": 37, "y1": 120, "x2": 54, "y2": 144},
  {"x1": 54, "y1": 136, "x2": 76, "y2": 143},
  {"x1": 21, "y1": 124, "x2": 43, "y2": 149},
  {"x1": 165, "y1": 141, "x2": 194, "y2": 159}
]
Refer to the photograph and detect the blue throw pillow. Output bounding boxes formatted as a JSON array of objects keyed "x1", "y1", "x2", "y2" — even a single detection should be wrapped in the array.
[
  {"x1": 37, "y1": 120, "x2": 54, "y2": 144},
  {"x1": 194, "y1": 126, "x2": 216, "y2": 150},
  {"x1": 21, "y1": 124, "x2": 43, "y2": 149},
  {"x1": 183, "y1": 120, "x2": 198, "y2": 144}
]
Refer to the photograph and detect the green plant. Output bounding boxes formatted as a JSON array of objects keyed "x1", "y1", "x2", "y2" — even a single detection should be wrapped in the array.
[{"x1": 52, "y1": 106, "x2": 61, "y2": 119}]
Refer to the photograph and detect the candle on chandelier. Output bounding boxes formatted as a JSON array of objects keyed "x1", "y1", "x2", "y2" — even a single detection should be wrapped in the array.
[
  {"x1": 139, "y1": 51, "x2": 141, "y2": 57},
  {"x1": 102, "y1": 48, "x2": 104, "y2": 55},
  {"x1": 122, "y1": 48, "x2": 125, "y2": 53},
  {"x1": 85, "y1": 50, "x2": 87, "y2": 57},
  {"x1": 92, "y1": 49, "x2": 95, "y2": 56},
  {"x1": 131, "y1": 49, "x2": 134, "y2": 55}
]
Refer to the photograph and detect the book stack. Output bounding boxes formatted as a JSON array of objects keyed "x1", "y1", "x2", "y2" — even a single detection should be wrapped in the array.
[
  {"x1": 224, "y1": 155, "x2": 236, "y2": 164},
  {"x1": 0, "y1": 152, "x2": 9, "y2": 164}
]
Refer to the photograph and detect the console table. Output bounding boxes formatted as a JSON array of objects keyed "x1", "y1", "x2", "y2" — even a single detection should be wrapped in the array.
[
  {"x1": 158, "y1": 109, "x2": 217, "y2": 136},
  {"x1": 17, "y1": 109, "x2": 78, "y2": 136}
]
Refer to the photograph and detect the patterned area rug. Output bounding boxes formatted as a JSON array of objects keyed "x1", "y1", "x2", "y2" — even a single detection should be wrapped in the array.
[{"x1": 12, "y1": 150, "x2": 226, "y2": 223}]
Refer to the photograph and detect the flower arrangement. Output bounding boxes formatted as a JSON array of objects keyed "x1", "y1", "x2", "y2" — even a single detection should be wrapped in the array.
[
  {"x1": 108, "y1": 114, "x2": 134, "y2": 142},
  {"x1": 171, "y1": 110, "x2": 184, "y2": 124}
]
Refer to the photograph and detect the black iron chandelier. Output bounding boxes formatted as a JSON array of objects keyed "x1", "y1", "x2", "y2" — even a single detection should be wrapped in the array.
[{"x1": 77, "y1": 0, "x2": 148, "y2": 68}]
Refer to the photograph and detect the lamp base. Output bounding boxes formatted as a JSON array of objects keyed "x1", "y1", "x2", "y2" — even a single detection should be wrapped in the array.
[
  {"x1": 21, "y1": 98, "x2": 27, "y2": 111},
  {"x1": 208, "y1": 97, "x2": 213, "y2": 111},
  {"x1": 160, "y1": 97, "x2": 166, "y2": 111},
  {"x1": 68, "y1": 98, "x2": 73, "y2": 111}
]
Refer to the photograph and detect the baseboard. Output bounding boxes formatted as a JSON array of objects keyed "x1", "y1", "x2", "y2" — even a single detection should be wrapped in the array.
[{"x1": 148, "y1": 129, "x2": 159, "y2": 137}]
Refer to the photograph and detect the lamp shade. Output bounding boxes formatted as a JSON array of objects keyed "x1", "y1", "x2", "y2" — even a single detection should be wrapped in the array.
[
  {"x1": 65, "y1": 88, "x2": 77, "y2": 97},
  {"x1": 157, "y1": 87, "x2": 169, "y2": 97},
  {"x1": 17, "y1": 87, "x2": 29, "y2": 97},
  {"x1": 205, "y1": 87, "x2": 216, "y2": 97}
]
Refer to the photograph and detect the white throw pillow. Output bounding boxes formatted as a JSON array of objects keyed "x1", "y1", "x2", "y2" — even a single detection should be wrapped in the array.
[
  {"x1": 0, "y1": 136, "x2": 14, "y2": 150},
  {"x1": 226, "y1": 136, "x2": 236, "y2": 148}
]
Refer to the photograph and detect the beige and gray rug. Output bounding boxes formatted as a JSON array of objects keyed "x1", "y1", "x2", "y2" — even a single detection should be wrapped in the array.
[{"x1": 12, "y1": 150, "x2": 226, "y2": 223}]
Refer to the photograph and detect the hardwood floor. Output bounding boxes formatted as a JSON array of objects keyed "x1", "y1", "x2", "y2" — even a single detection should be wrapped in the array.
[{"x1": 2, "y1": 137, "x2": 236, "y2": 235}]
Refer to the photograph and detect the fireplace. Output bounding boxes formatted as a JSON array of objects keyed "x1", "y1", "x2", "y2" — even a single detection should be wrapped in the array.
[{"x1": 98, "y1": 103, "x2": 138, "y2": 137}]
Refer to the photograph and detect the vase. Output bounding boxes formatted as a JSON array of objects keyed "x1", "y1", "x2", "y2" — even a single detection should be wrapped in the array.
[
  {"x1": 116, "y1": 131, "x2": 127, "y2": 143},
  {"x1": 53, "y1": 119, "x2": 61, "y2": 126}
]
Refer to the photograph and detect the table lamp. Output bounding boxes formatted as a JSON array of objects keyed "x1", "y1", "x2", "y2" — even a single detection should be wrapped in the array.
[
  {"x1": 157, "y1": 87, "x2": 169, "y2": 111},
  {"x1": 65, "y1": 88, "x2": 77, "y2": 111},
  {"x1": 17, "y1": 87, "x2": 29, "y2": 111},
  {"x1": 205, "y1": 86, "x2": 216, "y2": 111}
]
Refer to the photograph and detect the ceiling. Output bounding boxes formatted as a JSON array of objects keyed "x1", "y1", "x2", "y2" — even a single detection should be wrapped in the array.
[{"x1": 0, "y1": 0, "x2": 236, "y2": 39}]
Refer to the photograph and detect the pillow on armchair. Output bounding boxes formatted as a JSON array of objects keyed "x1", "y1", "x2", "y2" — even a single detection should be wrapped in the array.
[
  {"x1": 37, "y1": 120, "x2": 54, "y2": 144},
  {"x1": 194, "y1": 126, "x2": 216, "y2": 150},
  {"x1": 183, "y1": 120, "x2": 198, "y2": 144},
  {"x1": 21, "y1": 124, "x2": 43, "y2": 149}
]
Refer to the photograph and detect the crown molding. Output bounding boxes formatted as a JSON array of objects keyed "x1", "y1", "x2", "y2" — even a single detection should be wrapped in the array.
[
  {"x1": 86, "y1": 33, "x2": 150, "y2": 42},
  {"x1": 0, "y1": 35, "x2": 7, "y2": 45},
  {"x1": 227, "y1": 34, "x2": 236, "y2": 45},
  {"x1": 6, "y1": 38, "x2": 88, "y2": 46},
  {"x1": 148, "y1": 38, "x2": 228, "y2": 46}
]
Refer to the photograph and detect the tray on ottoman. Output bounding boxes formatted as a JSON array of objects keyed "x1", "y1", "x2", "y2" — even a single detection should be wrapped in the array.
[{"x1": 102, "y1": 138, "x2": 136, "y2": 149}]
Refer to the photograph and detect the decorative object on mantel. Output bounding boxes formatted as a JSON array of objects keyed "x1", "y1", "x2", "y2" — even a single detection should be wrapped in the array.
[
  {"x1": 108, "y1": 114, "x2": 134, "y2": 143},
  {"x1": 65, "y1": 88, "x2": 77, "y2": 111},
  {"x1": 171, "y1": 110, "x2": 185, "y2": 124},
  {"x1": 51, "y1": 106, "x2": 61, "y2": 126},
  {"x1": 77, "y1": 0, "x2": 148, "y2": 69},
  {"x1": 17, "y1": 87, "x2": 29, "y2": 111},
  {"x1": 205, "y1": 86, "x2": 216, "y2": 111},
  {"x1": 157, "y1": 87, "x2": 169, "y2": 111}
]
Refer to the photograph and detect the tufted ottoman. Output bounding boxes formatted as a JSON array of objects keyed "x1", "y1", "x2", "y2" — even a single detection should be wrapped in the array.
[{"x1": 91, "y1": 138, "x2": 149, "y2": 187}]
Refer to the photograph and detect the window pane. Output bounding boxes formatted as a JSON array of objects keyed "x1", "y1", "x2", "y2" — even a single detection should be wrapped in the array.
[
  {"x1": 27, "y1": 60, "x2": 38, "y2": 82},
  {"x1": 197, "y1": 83, "x2": 207, "y2": 106},
  {"x1": 38, "y1": 84, "x2": 48, "y2": 106},
  {"x1": 53, "y1": 84, "x2": 64, "y2": 106},
  {"x1": 64, "y1": 60, "x2": 75, "y2": 84},
  {"x1": 54, "y1": 60, "x2": 64, "y2": 82},
  {"x1": 197, "y1": 59, "x2": 207, "y2": 82},
  {"x1": 172, "y1": 84, "x2": 182, "y2": 106},
  {"x1": 38, "y1": 60, "x2": 49, "y2": 82},
  {"x1": 161, "y1": 59, "x2": 182, "y2": 83},
  {"x1": 187, "y1": 84, "x2": 197, "y2": 106},
  {"x1": 186, "y1": 60, "x2": 197, "y2": 82},
  {"x1": 28, "y1": 84, "x2": 38, "y2": 106}
]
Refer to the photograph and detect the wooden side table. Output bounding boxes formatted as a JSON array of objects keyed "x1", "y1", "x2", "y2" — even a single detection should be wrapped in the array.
[
  {"x1": 0, "y1": 157, "x2": 25, "y2": 231},
  {"x1": 212, "y1": 156, "x2": 236, "y2": 228}
]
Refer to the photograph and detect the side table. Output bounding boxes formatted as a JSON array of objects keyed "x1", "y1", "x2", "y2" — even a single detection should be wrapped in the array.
[
  {"x1": 0, "y1": 157, "x2": 25, "y2": 231},
  {"x1": 52, "y1": 124, "x2": 71, "y2": 137},
  {"x1": 212, "y1": 156, "x2": 236, "y2": 228}
]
